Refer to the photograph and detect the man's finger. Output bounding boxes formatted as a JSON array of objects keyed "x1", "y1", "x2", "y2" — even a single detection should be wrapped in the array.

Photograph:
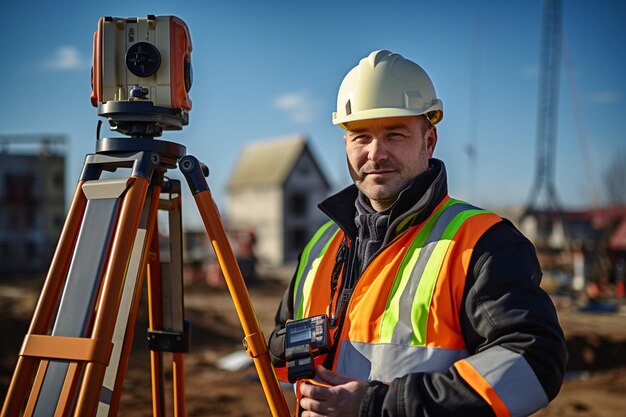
[
  {"x1": 299, "y1": 380, "x2": 332, "y2": 400},
  {"x1": 314, "y1": 365, "x2": 351, "y2": 385},
  {"x1": 301, "y1": 411, "x2": 325, "y2": 417},
  {"x1": 300, "y1": 395, "x2": 336, "y2": 415}
]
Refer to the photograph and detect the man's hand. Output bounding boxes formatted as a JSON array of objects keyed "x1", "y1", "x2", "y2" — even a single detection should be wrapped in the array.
[{"x1": 298, "y1": 365, "x2": 369, "y2": 417}]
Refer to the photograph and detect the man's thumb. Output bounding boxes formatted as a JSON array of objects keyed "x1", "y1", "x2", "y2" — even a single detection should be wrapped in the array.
[{"x1": 314, "y1": 365, "x2": 350, "y2": 385}]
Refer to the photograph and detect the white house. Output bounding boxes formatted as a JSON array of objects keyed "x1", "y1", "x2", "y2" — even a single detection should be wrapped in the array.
[{"x1": 226, "y1": 135, "x2": 331, "y2": 266}]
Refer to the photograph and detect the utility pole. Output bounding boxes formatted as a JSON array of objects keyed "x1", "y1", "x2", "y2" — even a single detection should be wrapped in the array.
[{"x1": 465, "y1": 11, "x2": 482, "y2": 202}]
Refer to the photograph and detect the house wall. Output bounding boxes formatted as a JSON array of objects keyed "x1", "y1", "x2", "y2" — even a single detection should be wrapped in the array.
[
  {"x1": 227, "y1": 186, "x2": 283, "y2": 265},
  {"x1": 282, "y1": 152, "x2": 330, "y2": 262}
]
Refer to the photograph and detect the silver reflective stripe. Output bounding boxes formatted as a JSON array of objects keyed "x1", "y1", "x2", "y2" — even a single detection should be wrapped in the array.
[
  {"x1": 466, "y1": 346, "x2": 548, "y2": 417},
  {"x1": 336, "y1": 340, "x2": 468, "y2": 382},
  {"x1": 392, "y1": 203, "x2": 477, "y2": 344}
]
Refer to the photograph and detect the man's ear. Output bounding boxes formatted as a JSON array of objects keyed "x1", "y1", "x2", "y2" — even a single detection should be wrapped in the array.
[{"x1": 426, "y1": 126, "x2": 438, "y2": 157}]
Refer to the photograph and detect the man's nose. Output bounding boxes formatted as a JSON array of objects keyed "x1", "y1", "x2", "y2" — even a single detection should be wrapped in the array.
[{"x1": 368, "y1": 138, "x2": 388, "y2": 162}]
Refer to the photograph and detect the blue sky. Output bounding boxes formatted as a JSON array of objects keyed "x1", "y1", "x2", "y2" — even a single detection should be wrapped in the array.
[{"x1": 1, "y1": 1, "x2": 624, "y2": 227}]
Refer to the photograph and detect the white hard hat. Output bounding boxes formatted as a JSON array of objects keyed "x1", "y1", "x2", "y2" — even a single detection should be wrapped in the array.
[{"x1": 332, "y1": 50, "x2": 443, "y2": 128}]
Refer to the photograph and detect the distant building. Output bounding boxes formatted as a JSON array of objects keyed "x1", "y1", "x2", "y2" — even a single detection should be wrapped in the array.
[
  {"x1": 0, "y1": 135, "x2": 66, "y2": 278},
  {"x1": 519, "y1": 207, "x2": 626, "y2": 296},
  {"x1": 227, "y1": 135, "x2": 331, "y2": 265},
  {"x1": 519, "y1": 207, "x2": 626, "y2": 252}
]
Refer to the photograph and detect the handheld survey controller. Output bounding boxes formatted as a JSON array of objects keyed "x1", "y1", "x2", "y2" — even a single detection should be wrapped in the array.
[{"x1": 284, "y1": 314, "x2": 331, "y2": 383}]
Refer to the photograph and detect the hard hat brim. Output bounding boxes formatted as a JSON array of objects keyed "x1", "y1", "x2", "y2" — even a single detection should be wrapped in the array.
[{"x1": 333, "y1": 105, "x2": 443, "y2": 129}]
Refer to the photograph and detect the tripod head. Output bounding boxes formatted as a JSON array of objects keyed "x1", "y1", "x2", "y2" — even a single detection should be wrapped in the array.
[
  {"x1": 91, "y1": 15, "x2": 193, "y2": 138},
  {"x1": 97, "y1": 101, "x2": 188, "y2": 138}
]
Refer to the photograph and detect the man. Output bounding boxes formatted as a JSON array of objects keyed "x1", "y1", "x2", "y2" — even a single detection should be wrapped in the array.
[{"x1": 268, "y1": 50, "x2": 566, "y2": 417}]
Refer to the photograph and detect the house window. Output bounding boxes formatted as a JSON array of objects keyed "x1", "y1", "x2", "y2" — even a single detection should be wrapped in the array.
[
  {"x1": 53, "y1": 171, "x2": 64, "y2": 187},
  {"x1": 290, "y1": 227, "x2": 308, "y2": 249},
  {"x1": 7, "y1": 173, "x2": 36, "y2": 204},
  {"x1": 289, "y1": 193, "x2": 307, "y2": 216}
]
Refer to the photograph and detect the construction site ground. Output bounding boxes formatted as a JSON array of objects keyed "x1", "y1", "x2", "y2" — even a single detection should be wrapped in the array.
[{"x1": 1, "y1": 273, "x2": 625, "y2": 416}]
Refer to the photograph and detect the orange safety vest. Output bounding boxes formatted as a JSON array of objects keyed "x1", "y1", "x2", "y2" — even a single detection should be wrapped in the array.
[{"x1": 289, "y1": 196, "x2": 502, "y2": 383}]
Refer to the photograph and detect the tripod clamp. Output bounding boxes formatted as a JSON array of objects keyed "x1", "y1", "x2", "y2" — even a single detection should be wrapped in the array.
[
  {"x1": 147, "y1": 321, "x2": 191, "y2": 353},
  {"x1": 179, "y1": 155, "x2": 209, "y2": 192}
]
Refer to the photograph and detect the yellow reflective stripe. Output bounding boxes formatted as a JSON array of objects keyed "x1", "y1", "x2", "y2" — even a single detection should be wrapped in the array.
[
  {"x1": 410, "y1": 208, "x2": 486, "y2": 345},
  {"x1": 378, "y1": 198, "x2": 457, "y2": 342},
  {"x1": 411, "y1": 239, "x2": 452, "y2": 345},
  {"x1": 378, "y1": 244, "x2": 422, "y2": 342},
  {"x1": 300, "y1": 257, "x2": 323, "y2": 318},
  {"x1": 380, "y1": 198, "x2": 488, "y2": 345},
  {"x1": 293, "y1": 221, "x2": 339, "y2": 320}
]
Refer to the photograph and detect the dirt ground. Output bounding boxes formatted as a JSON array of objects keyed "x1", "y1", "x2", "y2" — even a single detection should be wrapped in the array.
[{"x1": 1, "y1": 274, "x2": 625, "y2": 416}]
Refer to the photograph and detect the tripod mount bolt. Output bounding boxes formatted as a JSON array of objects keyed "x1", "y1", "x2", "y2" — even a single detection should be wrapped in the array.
[{"x1": 129, "y1": 85, "x2": 150, "y2": 99}]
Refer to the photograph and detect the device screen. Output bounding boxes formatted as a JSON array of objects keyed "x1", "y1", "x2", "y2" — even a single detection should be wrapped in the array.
[{"x1": 288, "y1": 327, "x2": 311, "y2": 345}]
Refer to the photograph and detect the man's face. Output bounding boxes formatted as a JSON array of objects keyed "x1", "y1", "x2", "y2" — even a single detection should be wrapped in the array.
[{"x1": 344, "y1": 115, "x2": 437, "y2": 212}]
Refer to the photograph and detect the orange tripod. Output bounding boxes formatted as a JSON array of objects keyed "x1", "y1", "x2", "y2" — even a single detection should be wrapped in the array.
[{"x1": 1, "y1": 136, "x2": 290, "y2": 417}]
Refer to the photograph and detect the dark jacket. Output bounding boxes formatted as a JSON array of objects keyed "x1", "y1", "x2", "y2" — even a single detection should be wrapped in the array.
[{"x1": 269, "y1": 159, "x2": 566, "y2": 417}]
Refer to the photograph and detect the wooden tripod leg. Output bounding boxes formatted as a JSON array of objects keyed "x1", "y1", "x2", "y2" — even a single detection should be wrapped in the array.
[
  {"x1": 146, "y1": 179, "x2": 188, "y2": 417},
  {"x1": 105, "y1": 181, "x2": 164, "y2": 417},
  {"x1": 4, "y1": 174, "x2": 153, "y2": 417},
  {"x1": 166, "y1": 186, "x2": 187, "y2": 417},
  {"x1": 22, "y1": 360, "x2": 49, "y2": 417},
  {"x1": 181, "y1": 156, "x2": 290, "y2": 417},
  {"x1": 74, "y1": 177, "x2": 151, "y2": 417},
  {"x1": 1, "y1": 182, "x2": 87, "y2": 417},
  {"x1": 147, "y1": 226, "x2": 166, "y2": 417},
  {"x1": 172, "y1": 353, "x2": 186, "y2": 417}
]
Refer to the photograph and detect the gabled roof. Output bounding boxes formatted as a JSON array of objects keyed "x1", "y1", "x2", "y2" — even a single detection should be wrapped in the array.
[{"x1": 227, "y1": 135, "x2": 329, "y2": 190}]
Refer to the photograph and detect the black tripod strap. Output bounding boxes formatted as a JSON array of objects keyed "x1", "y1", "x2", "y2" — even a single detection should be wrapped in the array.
[{"x1": 324, "y1": 238, "x2": 359, "y2": 370}]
